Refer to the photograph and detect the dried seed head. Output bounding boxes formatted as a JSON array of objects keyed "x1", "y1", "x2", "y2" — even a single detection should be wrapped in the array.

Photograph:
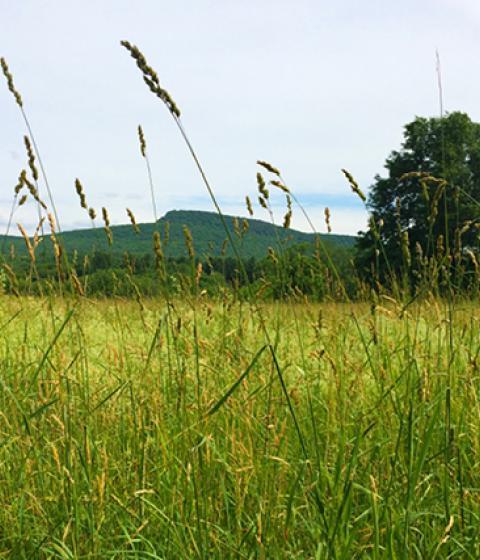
[
  {"x1": 33, "y1": 217, "x2": 44, "y2": 249},
  {"x1": 283, "y1": 209, "x2": 292, "y2": 229},
  {"x1": 102, "y1": 207, "x2": 110, "y2": 227},
  {"x1": 286, "y1": 194, "x2": 292, "y2": 211},
  {"x1": 23, "y1": 136, "x2": 39, "y2": 181},
  {"x1": 47, "y1": 213, "x2": 56, "y2": 233},
  {"x1": 18, "y1": 194, "x2": 27, "y2": 206},
  {"x1": 14, "y1": 173, "x2": 24, "y2": 195},
  {"x1": 17, "y1": 223, "x2": 35, "y2": 262},
  {"x1": 195, "y1": 262, "x2": 203, "y2": 286},
  {"x1": 268, "y1": 247, "x2": 278, "y2": 263},
  {"x1": 120, "y1": 41, "x2": 159, "y2": 83},
  {"x1": 88, "y1": 207, "x2": 96, "y2": 221},
  {"x1": 245, "y1": 196, "x2": 253, "y2": 216},
  {"x1": 242, "y1": 218, "x2": 249, "y2": 235},
  {"x1": 0, "y1": 57, "x2": 23, "y2": 107},
  {"x1": 420, "y1": 180, "x2": 430, "y2": 202},
  {"x1": 102, "y1": 207, "x2": 112, "y2": 245},
  {"x1": 137, "y1": 125, "x2": 146, "y2": 157},
  {"x1": 466, "y1": 248, "x2": 479, "y2": 271},
  {"x1": 221, "y1": 238, "x2": 228, "y2": 256},
  {"x1": 71, "y1": 270, "x2": 85, "y2": 296},
  {"x1": 270, "y1": 180, "x2": 289, "y2": 193},
  {"x1": 121, "y1": 41, "x2": 181, "y2": 117},
  {"x1": 258, "y1": 196, "x2": 268, "y2": 210},
  {"x1": 126, "y1": 208, "x2": 140, "y2": 234},
  {"x1": 153, "y1": 231, "x2": 164, "y2": 270},
  {"x1": 460, "y1": 220, "x2": 472, "y2": 236},
  {"x1": 182, "y1": 225, "x2": 194, "y2": 258},
  {"x1": 256, "y1": 172, "x2": 269, "y2": 199},
  {"x1": 233, "y1": 216, "x2": 241, "y2": 238},
  {"x1": 341, "y1": 168, "x2": 366, "y2": 202},
  {"x1": 21, "y1": 170, "x2": 46, "y2": 209},
  {"x1": 324, "y1": 207, "x2": 332, "y2": 233},
  {"x1": 400, "y1": 171, "x2": 447, "y2": 187},
  {"x1": 437, "y1": 234, "x2": 444, "y2": 256},
  {"x1": 74, "y1": 178, "x2": 88, "y2": 209},
  {"x1": 257, "y1": 160, "x2": 280, "y2": 176}
]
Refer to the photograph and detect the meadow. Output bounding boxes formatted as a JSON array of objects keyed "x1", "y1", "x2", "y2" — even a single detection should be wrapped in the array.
[
  {"x1": 2, "y1": 42, "x2": 480, "y2": 559},
  {"x1": 0, "y1": 294, "x2": 479, "y2": 558}
]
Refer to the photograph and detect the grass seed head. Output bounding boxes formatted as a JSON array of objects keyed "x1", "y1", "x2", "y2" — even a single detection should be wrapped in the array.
[
  {"x1": 126, "y1": 208, "x2": 140, "y2": 234},
  {"x1": 342, "y1": 168, "x2": 366, "y2": 202},
  {"x1": 271, "y1": 180, "x2": 289, "y2": 193},
  {"x1": 245, "y1": 196, "x2": 254, "y2": 216},
  {"x1": 74, "y1": 178, "x2": 88, "y2": 209},
  {"x1": 233, "y1": 216, "x2": 241, "y2": 238},
  {"x1": 257, "y1": 160, "x2": 280, "y2": 176},
  {"x1": 47, "y1": 213, "x2": 56, "y2": 233},
  {"x1": 21, "y1": 170, "x2": 47, "y2": 209},
  {"x1": 14, "y1": 173, "x2": 24, "y2": 195},
  {"x1": 153, "y1": 231, "x2": 164, "y2": 271},
  {"x1": 1, "y1": 57, "x2": 23, "y2": 107},
  {"x1": 137, "y1": 125, "x2": 146, "y2": 157},
  {"x1": 102, "y1": 207, "x2": 113, "y2": 245},
  {"x1": 256, "y1": 172, "x2": 269, "y2": 199},
  {"x1": 221, "y1": 238, "x2": 228, "y2": 256},
  {"x1": 17, "y1": 223, "x2": 35, "y2": 262},
  {"x1": 23, "y1": 136, "x2": 39, "y2": 181},
  {"x1": 121, "y1": 41, "x2": 181, "y2": 117},
  {"x1": 258, "y1": 196, "x2": 268, "y2": 210},
  {"x1": 195, "y1": 261, "x2": 203, "y2": 286},
  {"x1": 70, "y1": 270, "x2": 85, "y2": 296},
  {"x1": 182, "y1": 225, "x2": 195, "y2": 258},
  {"x1": 324, "y1": 207, "x2": 332, "y2": 233},
  {"x1": 437, "y1": 234, "x2": 444, "y2": 256},
  {"x1": 268, "y1": 246, "x2": 278, "y2": 263}
]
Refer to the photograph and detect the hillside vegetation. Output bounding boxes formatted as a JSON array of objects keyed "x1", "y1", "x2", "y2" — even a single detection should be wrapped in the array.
[{"x1": 1, "y1": 209, "x2": 355, "y2": 259}]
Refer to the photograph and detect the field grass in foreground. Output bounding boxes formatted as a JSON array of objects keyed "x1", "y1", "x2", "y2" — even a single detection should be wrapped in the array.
[{"x1": 0, "y1": 295, "x2": 479, "y2": 558}]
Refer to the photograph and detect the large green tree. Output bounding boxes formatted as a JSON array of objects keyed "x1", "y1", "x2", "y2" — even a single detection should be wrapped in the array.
[{"x1": 356, "y1": 111, "x2": 480, "y2": 284}]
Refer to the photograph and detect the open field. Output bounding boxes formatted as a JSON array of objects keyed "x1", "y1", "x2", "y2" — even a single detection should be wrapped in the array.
[{"x1": 0, "y1": 295, "x2": 479, "y2": 558}]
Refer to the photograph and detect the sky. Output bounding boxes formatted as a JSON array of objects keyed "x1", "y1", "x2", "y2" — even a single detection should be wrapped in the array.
[{"x1": 1, "y1": 0, "x2": 480, "y2": 236}]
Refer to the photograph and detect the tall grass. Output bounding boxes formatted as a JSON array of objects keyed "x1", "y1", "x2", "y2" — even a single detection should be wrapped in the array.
[
  {"x1": 0, "y1": 45, "x2": 479, "y2": 559},
  {"x1": 0, "y1": 298, "x2": 478, "y2": 558}
]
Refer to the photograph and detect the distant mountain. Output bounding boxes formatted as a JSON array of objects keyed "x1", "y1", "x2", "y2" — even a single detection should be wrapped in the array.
[{"x1": 0, "y1": 210, "x2": 356, "y2": 260}]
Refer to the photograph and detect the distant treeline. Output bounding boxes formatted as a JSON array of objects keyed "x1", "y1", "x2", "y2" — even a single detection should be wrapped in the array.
[{"x1": 0, "y1": 241, "x2": 358, "y2": 300}]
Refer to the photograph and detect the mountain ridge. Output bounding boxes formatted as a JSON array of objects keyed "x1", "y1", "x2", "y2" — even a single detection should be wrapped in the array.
[{"x1": 1, "y1": 209, "x2": 357, "y2": 259}]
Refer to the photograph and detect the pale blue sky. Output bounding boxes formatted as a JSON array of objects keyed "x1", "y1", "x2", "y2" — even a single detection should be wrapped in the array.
[{"x1": 1, "y1": 0, "x2": 479, "y2": 235}]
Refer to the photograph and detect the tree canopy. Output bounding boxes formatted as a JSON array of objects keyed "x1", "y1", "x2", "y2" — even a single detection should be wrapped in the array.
[{"x1": 356, "y1": 111, "x2": 480, "y2": 286}]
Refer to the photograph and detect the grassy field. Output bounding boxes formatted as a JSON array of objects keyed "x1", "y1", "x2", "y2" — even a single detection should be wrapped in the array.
[
  {"x1": 0, "y1": 294, "x2": 479, "y2": 558},
  {"x1": 2, "y1": 41, "x2": 480, "y2": 559}
]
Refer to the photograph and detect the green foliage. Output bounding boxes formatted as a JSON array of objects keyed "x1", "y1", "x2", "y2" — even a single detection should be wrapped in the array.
[
  {"x1": 1, "y1": 211, "x2": 357, "y2": 300},
  {"x1": 1, "y1": 210, "x2": 355, "y2": 262},
  {"x1": 356, "y1": 112, "x2": 480, "y2": 286},
  {"x1": 0, "y1": 297, "x2": 479, "y2": 557}
]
